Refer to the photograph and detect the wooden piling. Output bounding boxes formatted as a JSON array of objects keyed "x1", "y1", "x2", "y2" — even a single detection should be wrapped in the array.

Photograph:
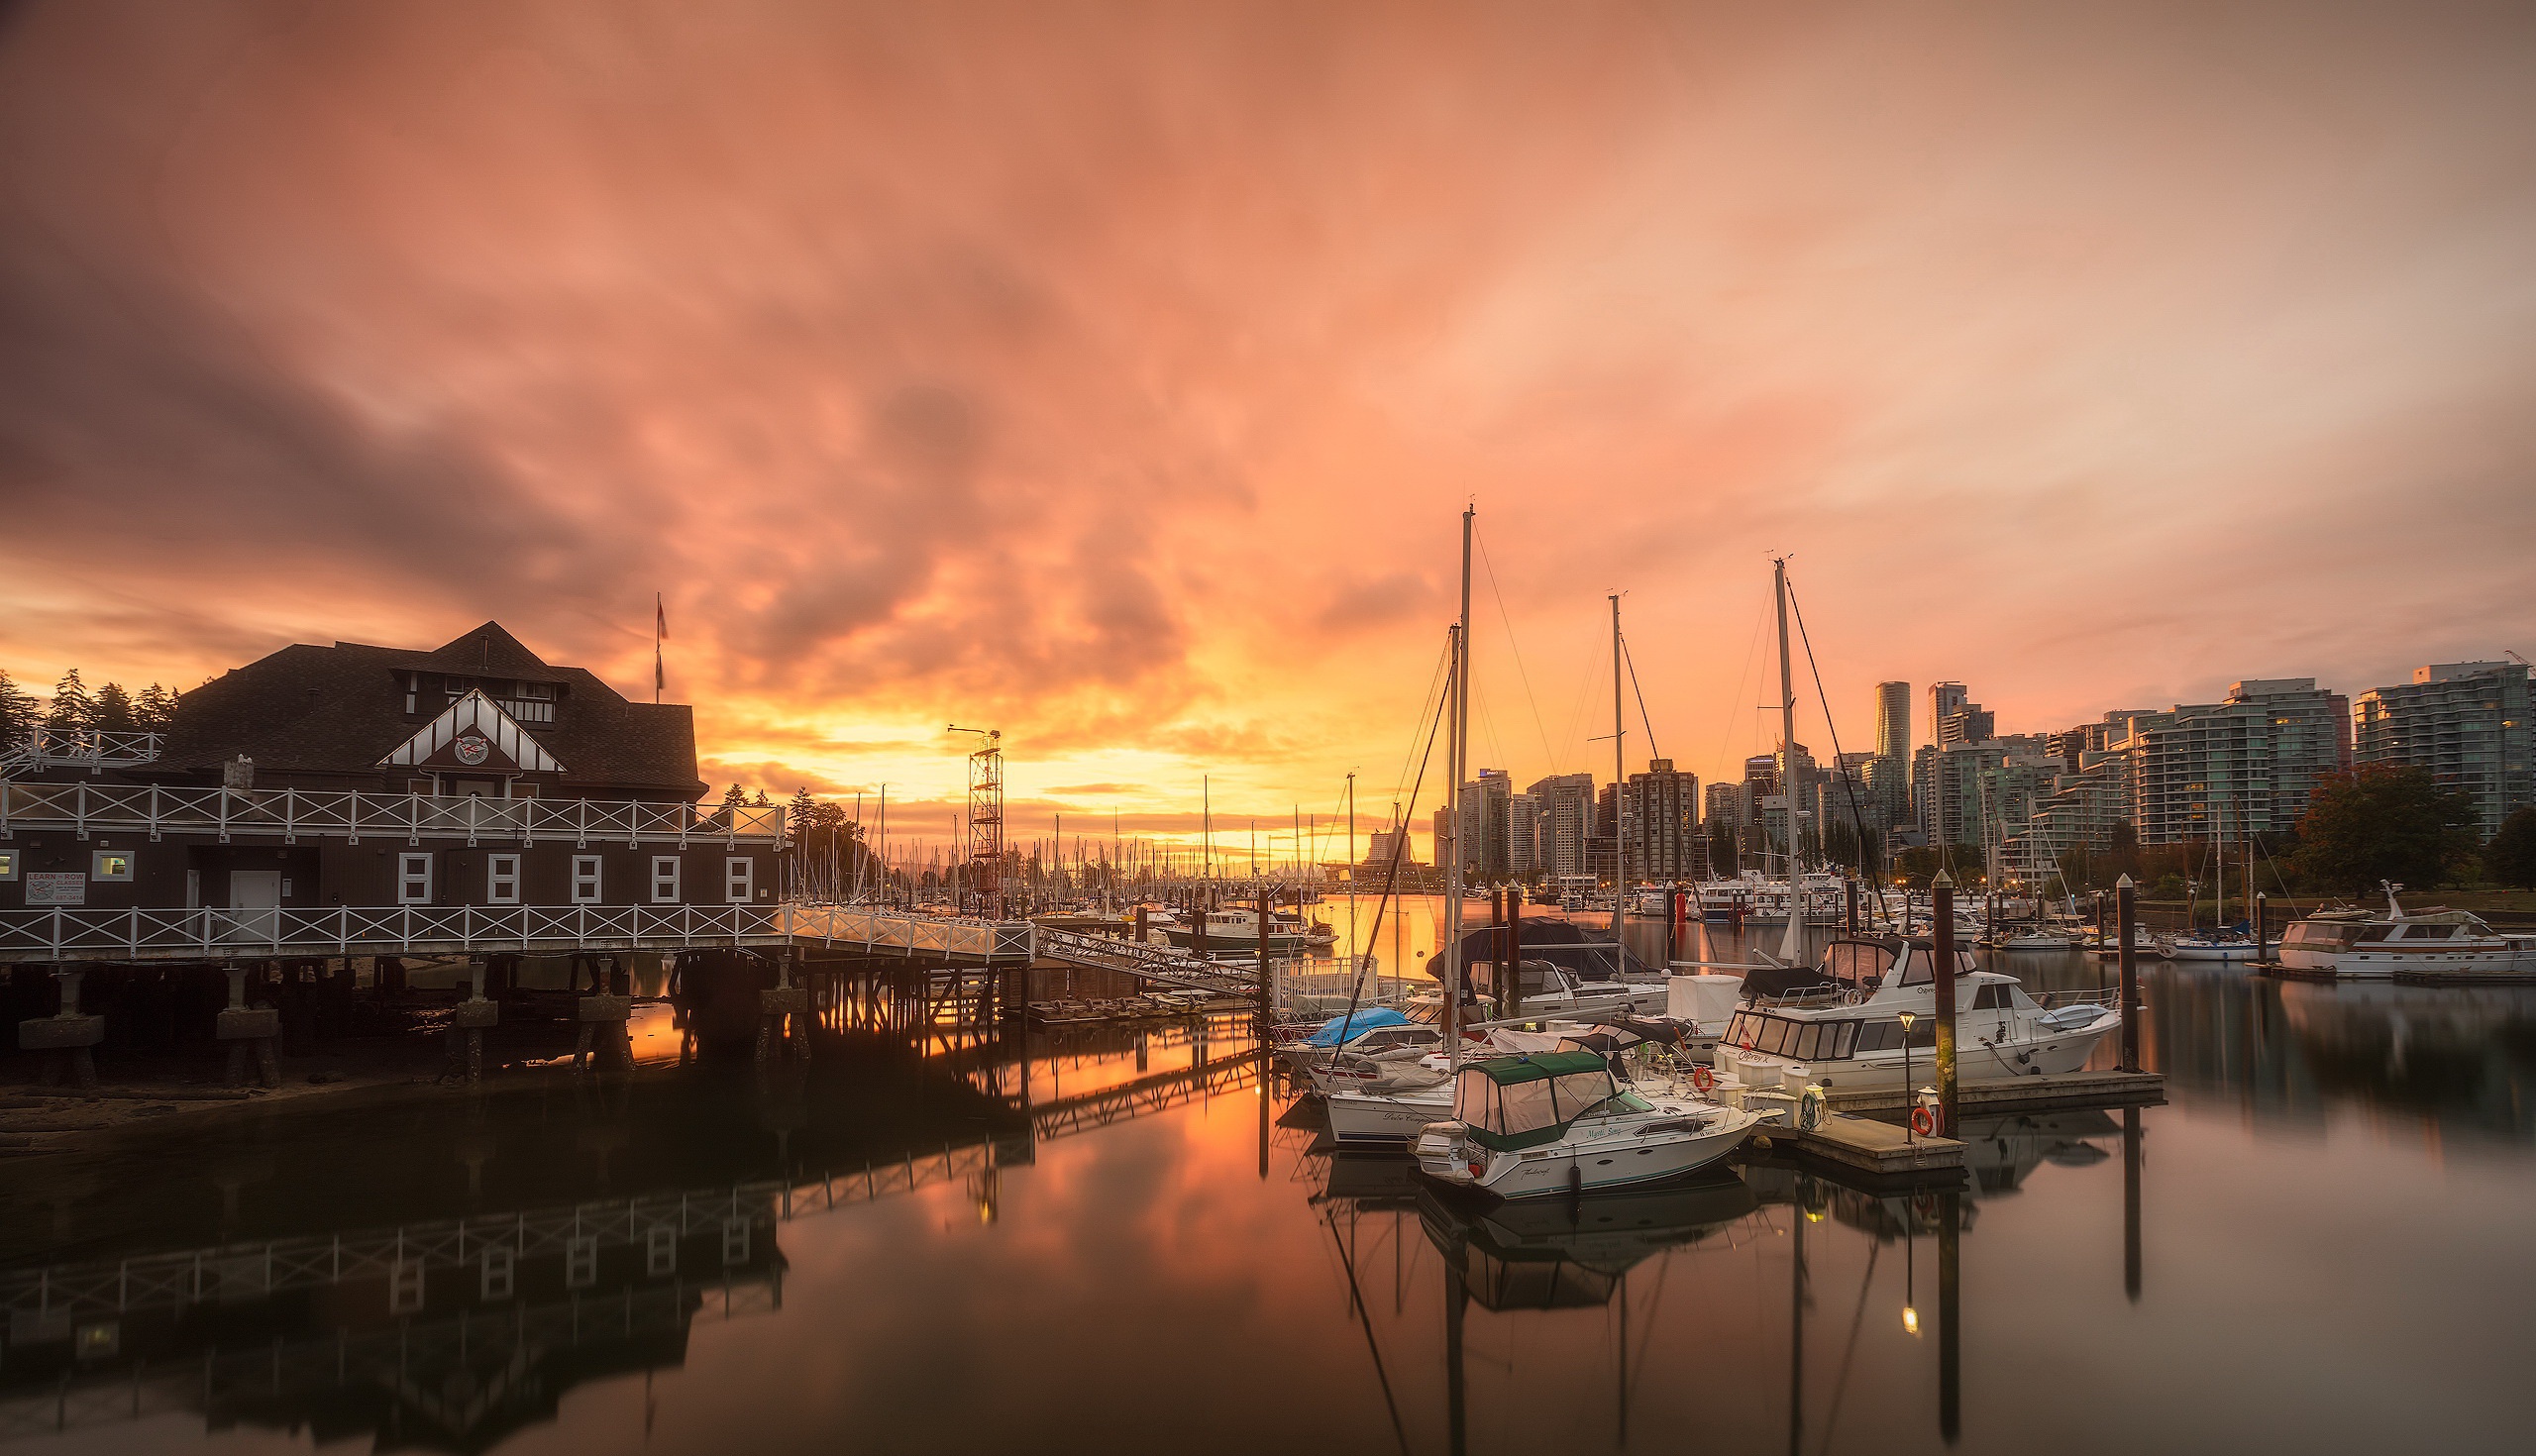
[
  {"x1": 1931, "y1": 869, "x2": 1959, "y2": 1139},
  {"x1": 2116, "y1": 875, "x2": 2141, "y2": 1074}
]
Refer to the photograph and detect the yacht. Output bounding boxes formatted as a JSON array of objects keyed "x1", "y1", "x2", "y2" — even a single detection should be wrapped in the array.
[
  {"x1": 1710, "y1": 935, "x2": 2124, "y2": 1095},
  {"x1": 1411, "y1": 1051, "x2": 1766, "y2": 1198},
  {"x1": 1158, "y1": 906, "x2": 1333, "y2": 954},
  {"x1": 2335, "y1": 910, "x2": 2521, "y2": 978}
]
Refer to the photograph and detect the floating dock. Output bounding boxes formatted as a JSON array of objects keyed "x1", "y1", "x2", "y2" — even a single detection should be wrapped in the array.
[
  {"x1": 1818, "y1": 1069, "x2": 2165, "y2": 1116},
  {"x1": 1763, "y1": 1111, "x2": 1965, "y2": 1180}
]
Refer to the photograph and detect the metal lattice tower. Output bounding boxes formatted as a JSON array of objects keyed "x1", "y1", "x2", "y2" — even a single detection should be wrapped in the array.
[{"x1": 949, "y1": 726, "x2": 1004, "y2": 914}]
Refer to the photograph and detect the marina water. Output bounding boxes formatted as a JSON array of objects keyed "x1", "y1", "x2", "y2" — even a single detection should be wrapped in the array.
[{"x1": 4, "y1": 897, "x2": 2530, "y2": 1454}]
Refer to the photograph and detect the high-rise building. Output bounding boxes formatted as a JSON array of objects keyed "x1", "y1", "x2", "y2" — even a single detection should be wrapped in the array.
[
  {"x1": 1527, "y1": 773, "x2": 1598, "y2": 879},
  {"x1": 2127, "y1": 679, "x2": 2348, "y2": 844},
  {"x1": 1624, "y1": 759, "x2": 1704, "y2": 881},
  {"x1": 1929, "y1": 682, "x2": 1968, "y2": 743},
  {"x1": 1430, "y1": 806, "x2": 1455, "y2": 876},
  {"x1": 2354, "y1": 662, "x2": 2531, "y2": 839},
  {"x1": 1703, "y1": 780, "x2": 1744, "y2": 832},
  {"x1": 1875, "y1": 681, "x2": 1912, "y2": 762},
  {"x1": 1458, "y1": 770, "x2": 1517, "y2": 880},
  {"x1": 1505, "y1": 792, "x2": 1541, "y2": 878}
]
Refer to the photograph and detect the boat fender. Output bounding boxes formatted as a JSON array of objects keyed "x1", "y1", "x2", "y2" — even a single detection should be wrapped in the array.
[
  {"x1": 1691, "y1": 1064, "x2": 1715, "y2": 1094},
  {"x1": 1566, "y1": 1165, "x2": 1583, "y2": 1198},
  {"x1": 1910, "y1": 1105, "x2": 1937, "y2": 1136}
]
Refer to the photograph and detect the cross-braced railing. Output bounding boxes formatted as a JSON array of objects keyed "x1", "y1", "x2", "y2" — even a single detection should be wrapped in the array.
[
  {"x1": 0, "y1": 728, "x2": 161, "y2": 778},
  {"x1": 0, "y1": 903, "x2": 791, "y2": 963},
  {"x1": 0, "y1": 781, "x2": 785, "y2": 846},
  {"x1": 779, "y1": 903, "x2": 1038, "y2": 964}
]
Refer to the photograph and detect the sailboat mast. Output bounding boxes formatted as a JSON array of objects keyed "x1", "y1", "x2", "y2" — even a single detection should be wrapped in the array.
[
  {"x1": 1775, "y1": 558, "x2": 1807, "y2": 962},
  {"x1": 1611, "y1": 591, "x2": 1627, "y2": 948},
  {"x1": 1446, "y1": 506, "x2": 1473, "y2": 1068}
]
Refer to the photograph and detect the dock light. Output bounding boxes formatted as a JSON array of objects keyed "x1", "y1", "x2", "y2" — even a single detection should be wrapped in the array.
[{"x1": 1903, "y1": 1306, "x2": 1920, "y2": 1336}]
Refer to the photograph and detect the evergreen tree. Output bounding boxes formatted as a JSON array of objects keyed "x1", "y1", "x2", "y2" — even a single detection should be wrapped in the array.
[
  {"x1": 789, "y1": 786, "x2": 816, "y2": 824},
  {"x1": 0, "y1": 669, "x2": 38, "y2": 751},
  {"x1": 2294, "y1": 766, "x2": 2477, "y2": 894},
  {"x1": 721, "y1": 783, "x2": 747, "y2": 810},
  {"x1": 136, "y1": 683, "x2": 179, "y2": 731},
  {"x1": 46, "y1": 669, "x2": 94, "y2": 733},
  {"x1": 1706, "y1": 822, "x2": 1739, "y2": 878},
  {"x1": 2485, "y1": 807, "x2": 2536, "y2": 891},
  {"x1": 91, "y1": 681, "x2": 137, "y2": 734},
  {"x1": 753, "y1": 788, "x2": 771, "y2": 807}
]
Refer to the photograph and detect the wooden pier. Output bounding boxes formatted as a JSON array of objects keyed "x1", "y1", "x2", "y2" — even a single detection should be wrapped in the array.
[{"x1": 1765, "y1": 1111, "x2": 1965, "y2": 1179}]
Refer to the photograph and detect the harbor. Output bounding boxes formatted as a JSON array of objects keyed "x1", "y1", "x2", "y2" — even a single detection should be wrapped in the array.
[
  {"x1": 3, "y1": 898, "x2": 2530, "y2": 1453},
  {"x1": 7, "y1": 3, "x2": 2536, "y2": 1452}
]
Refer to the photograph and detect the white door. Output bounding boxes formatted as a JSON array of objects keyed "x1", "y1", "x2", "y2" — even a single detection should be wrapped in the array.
[{"x1": 228, "y1": 871, "x2": 282, "y2": 944}]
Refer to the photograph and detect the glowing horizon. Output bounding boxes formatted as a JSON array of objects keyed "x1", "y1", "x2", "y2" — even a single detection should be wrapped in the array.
[{"x1": 5, "y1": 2, "x2": 2531, "y2": 857}]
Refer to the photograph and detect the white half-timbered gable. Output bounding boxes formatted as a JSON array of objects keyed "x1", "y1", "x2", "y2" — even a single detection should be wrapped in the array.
[{"x1": 378, "y1": 690, "x2": 567, "y2": 775}]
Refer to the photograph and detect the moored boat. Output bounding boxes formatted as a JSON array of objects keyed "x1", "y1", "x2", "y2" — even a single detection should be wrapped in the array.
[{"x1": 1411, "y1": 1050, "x2": 1765, "y2": 1198}]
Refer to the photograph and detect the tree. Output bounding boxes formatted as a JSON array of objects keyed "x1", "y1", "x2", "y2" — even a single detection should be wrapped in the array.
[
  {"x1": 46, "y1": 669, "x2": 93, "y2": 733},
  {"x1": 720, "y1": 783, "x2": 746, "y2": 810},
  {"x1": 2486, "y1": 807, "x2": 2536, "y2": 890},
  {"x1": 0, "y1": 669, "x2": 37, "y2": 752},
  {"x1": 136, "y1": 683, "x2": 179, "y2": 731},
  {"x1": 2293, "y1": 765, "x2": 2477, "y2": 895},
  {"x1": 1706, "y1": 822, "x2": 1739, "y2": 878},
  {"x1": 91, "y1": 681, "x2": 137, "y2": 735},
  {"x1": 753, "y1": 788, "x2": 771, "y2": 808}
]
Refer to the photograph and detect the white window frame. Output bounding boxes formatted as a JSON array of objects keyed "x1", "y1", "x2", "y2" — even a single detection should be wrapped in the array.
[
  {"x1": 398, "y1": 853, "x2": 435, "y2": 905},
  {"x1": 572, "y1": 855, "x2": 603, "y2": 904},
  {"x1": 91, "y1": 850, "x2": 135, "y2": 882},
  {"x1": 725, "y1": 857, "x2": 754, "y2": 903},
  {"x1": 651, "y1": 856, "x2": 681, "y2": 904},
  {"x1": 487, "y1": 853, "x2": 521, "y2": 905}
]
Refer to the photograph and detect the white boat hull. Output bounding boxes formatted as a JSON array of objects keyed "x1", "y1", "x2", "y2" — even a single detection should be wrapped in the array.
[
  {"x1": 1416, "y1": 1105, "x2": 1762, "y2": 1198},
  {"x1": 1716, "y1": 1010, "x2": 2119, "y2": 1093},
  {"x1": 1324, "y1": 1089, "x2": 1451, "y2": 1144}
]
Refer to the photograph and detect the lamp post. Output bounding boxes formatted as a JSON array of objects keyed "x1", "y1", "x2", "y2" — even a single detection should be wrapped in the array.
[{"x1": 1898, "y1": 1009, "x2": 1919, "y2": 1143}]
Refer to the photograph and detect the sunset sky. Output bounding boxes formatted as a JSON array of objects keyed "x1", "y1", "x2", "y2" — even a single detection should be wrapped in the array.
[{"x1": 4, "y1": 1, "x2": 2532, "y2": 865}]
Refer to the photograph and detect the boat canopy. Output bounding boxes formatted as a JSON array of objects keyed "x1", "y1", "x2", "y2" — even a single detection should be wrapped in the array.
[
  {"x1": 1451, "y1": 918, "x2": 1654, "y2": 983},
  {"x1": 1306, "y1": 1007, "x2": 1414, "y2": 1046},
  {"x1": 1453, "y1": 1051, "x2": 1624, "y2": 1152}
]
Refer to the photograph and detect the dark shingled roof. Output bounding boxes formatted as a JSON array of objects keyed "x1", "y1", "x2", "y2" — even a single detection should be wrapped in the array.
[{"x1": 152, "y1": 624, "x2": 704, "y2": 799}]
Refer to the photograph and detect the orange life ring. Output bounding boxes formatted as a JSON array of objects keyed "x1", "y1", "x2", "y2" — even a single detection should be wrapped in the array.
[
  {"x1": 1910, "y1": 1105, "x2": 1937, "y2": 1136},
  {"x1": 1691, "y1": 1064, "x2": 1716, "y2": 1094}
]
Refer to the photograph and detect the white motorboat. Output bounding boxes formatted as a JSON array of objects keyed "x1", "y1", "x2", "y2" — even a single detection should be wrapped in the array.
[
  {"x1": 1412, "y1": 1050, "x2": 1765, "y2": 1198},
  {"x1": 1980, "y1": 926, "x2": 2087, "y2": 952},
  {"x1": 1325, "y1": 1079, "x2": 1456, "y2": 1144},
  {"x1": 1711, "y1": 935, "x2": 2123, "y2": 1095},
  {"x1": 2335, "y1": 910, "x2": 2520, "y2": 978}
]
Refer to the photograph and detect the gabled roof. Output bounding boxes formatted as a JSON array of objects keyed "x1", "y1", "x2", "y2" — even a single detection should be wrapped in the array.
[
  {"x1": 379, "y1": 690, "x2": 566, "y2": 774},
  {"x1": 149, "y1": 624, "x2": 704, "y2": 797}
]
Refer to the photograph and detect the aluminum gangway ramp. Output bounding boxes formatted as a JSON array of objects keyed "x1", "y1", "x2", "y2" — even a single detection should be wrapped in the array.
[{"x1": 1032, "y1": 927, "x2": 1263, "y2": 997}]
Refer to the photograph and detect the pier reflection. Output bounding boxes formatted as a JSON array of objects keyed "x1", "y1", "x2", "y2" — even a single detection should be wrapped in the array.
[{"x1": 0, "y1": 964, "x2": 1255, "y2": 1451}]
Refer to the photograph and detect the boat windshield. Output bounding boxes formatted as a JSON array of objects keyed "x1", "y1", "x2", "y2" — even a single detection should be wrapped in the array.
[
  {"x1": 1823, "y1": 941, "x2": 1890, "y2": 991},
  {"x1": 1453, "y1": 1053, "x2": 1622, "y2": 1151}
]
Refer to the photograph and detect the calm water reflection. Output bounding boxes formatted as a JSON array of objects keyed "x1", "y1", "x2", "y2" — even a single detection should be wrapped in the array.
[{"x1": 5, "y1": 899, "x2": 2533, "y2": 1454}]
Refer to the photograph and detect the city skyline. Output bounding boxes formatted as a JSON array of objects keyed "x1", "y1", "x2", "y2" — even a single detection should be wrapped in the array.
[{"x1": 5, "y1": 2, "x2": 2533, "y2": 838}]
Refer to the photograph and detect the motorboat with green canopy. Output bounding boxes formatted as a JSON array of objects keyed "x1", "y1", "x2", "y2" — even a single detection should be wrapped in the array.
[{"x1": 1413, "y1": 1051, "x2": 1764, "y2": 1199}]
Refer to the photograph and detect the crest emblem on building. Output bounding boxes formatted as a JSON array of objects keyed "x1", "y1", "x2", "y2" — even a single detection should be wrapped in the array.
[{"x1": 378, "y1": 690, "x2": 566, "y2": 777}]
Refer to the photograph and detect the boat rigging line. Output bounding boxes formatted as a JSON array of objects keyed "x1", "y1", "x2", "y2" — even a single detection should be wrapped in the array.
[
  {"x1": 1473, "y1": 520, "x2": 1560, "y2": 771},
  {"x1": 1784, "y1": 573, "x2": 1895, "y2": 929}
]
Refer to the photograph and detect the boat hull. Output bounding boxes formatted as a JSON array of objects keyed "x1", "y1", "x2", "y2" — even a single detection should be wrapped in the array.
[
  {"x1": 1716, "y1": 1012, "x2": 2118, "y2": 1092},
  {"x1": 1416, "y1": 1106, "x2": 1762, "y2": 1198},
  {"x1": 1324, "y1": 1090, "x2": 1451, "y2": 1145}
]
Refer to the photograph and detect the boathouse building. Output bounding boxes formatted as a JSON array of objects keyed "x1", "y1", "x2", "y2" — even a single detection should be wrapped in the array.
[{"x1": 0, "y1": 624, "x2": 783, "y2": 920}]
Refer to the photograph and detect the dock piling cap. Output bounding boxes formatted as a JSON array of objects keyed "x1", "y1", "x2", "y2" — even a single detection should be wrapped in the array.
[
  {"x1": 2116, "y1": 873, "x2": 2136, "y2": 888},
  {"x1": 1931, "y1": 869, "x2": 1955, "y2": 890}
]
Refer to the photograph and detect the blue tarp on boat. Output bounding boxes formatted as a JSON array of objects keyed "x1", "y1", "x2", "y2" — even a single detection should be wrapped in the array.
[{"x1": 1307, "y1": 1007, "x2": 1413, "y2": 1046}]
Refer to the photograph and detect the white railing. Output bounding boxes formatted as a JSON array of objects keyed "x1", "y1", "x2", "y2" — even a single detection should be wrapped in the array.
[
  {"x1": 778, "y1": 903, "x2": 1037, "y2": 963},
  {"x1": 0, "y1": 903, "x2": 790, "y2": 961},
  {"x1": 0, "y1": 900, "x2": 1056, "y2": 963},
  {"x1": 0, "y1": 781, "x2": 785, "y2": 845},
  {"x1": 0, "y1": 727, "x2": 162, "y2": 776}
]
